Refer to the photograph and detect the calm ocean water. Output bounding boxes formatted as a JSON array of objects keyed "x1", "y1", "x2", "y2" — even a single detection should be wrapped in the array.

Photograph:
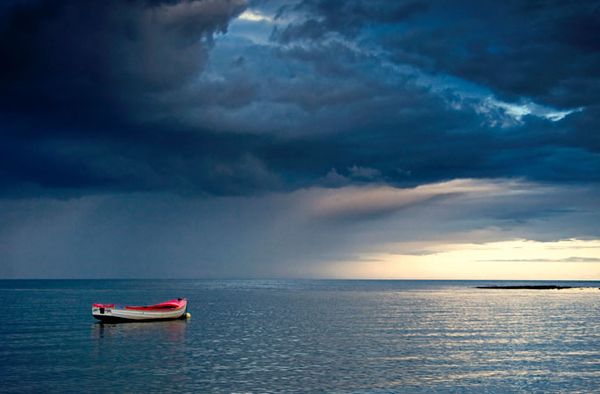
[{"x1": 0, "y1": 280, "x2": 599, "y2": 393}]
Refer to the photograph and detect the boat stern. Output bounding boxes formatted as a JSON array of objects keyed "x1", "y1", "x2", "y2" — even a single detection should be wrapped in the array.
[{"x1": 92, "y1": 303, "x2": 115, "y2": 321}]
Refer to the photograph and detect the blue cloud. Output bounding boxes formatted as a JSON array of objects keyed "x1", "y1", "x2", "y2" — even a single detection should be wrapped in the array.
[{"x1": 0, "y1": 0, "x2": 598, "y2": 198}]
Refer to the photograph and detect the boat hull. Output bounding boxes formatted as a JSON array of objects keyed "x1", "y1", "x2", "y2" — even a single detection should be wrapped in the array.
[
  {"x1": 92, "y1": 314, "x2": 187, "y2": 323},
  {"x1": 92, "y1": 299, "x2": 187, "y2": 322}
]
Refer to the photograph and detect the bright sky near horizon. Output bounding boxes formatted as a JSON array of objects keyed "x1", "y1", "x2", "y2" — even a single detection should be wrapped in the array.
[{"x1": 322, "y1": 239, "x2": 600, "y2": 280}]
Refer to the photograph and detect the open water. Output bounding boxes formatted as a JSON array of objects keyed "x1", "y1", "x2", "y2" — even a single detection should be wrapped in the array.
[{"x1": 0, "y1": 280, "x2": 599, "y2": 393}]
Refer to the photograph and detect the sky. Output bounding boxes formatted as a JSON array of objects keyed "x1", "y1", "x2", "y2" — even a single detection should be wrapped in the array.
[{"x1": 0, "y1": 0, "x2": 599, "y2": 279}]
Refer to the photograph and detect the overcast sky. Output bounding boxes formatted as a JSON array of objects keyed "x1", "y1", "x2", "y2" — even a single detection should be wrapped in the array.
[{"x1": 1, "y1": 0, "x2": 599, "y2": 279}]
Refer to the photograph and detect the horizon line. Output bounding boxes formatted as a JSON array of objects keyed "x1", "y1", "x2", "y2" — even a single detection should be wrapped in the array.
[{"x1": 1, "y1": 278, "x2": 599, "y2": 281}]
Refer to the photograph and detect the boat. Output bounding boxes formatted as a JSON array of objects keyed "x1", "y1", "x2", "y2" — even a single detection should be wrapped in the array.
[{"x1": 92, "y1": 298, "x2": 189, "y2": 322}]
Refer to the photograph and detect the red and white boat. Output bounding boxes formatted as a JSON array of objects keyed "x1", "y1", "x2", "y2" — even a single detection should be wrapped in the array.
[{"x1": 92, "y1": 298, "x2": 188, "y2": 322}]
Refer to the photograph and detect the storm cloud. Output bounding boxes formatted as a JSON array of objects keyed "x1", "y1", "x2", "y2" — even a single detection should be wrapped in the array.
[{"x1": 0, "y1": 0, "x2": 599, "y2": 277}]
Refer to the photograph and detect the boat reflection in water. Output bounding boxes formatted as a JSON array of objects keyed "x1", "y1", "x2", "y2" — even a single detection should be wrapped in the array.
[{"x1": 92, "y1": 318, "x2": 189, "y2": 342}]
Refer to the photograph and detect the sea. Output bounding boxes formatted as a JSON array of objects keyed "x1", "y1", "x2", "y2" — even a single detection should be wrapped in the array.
[{"x1": 0, "y1": 280, "x2": 598, "y2": 393}]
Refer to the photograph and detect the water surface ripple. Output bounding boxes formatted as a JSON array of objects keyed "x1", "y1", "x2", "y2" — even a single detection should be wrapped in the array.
[{"x1": 0, "y1": 280, "x2": 598, "y2": 393}]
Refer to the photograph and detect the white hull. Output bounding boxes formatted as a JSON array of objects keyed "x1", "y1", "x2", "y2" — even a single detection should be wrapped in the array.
[{"x1": 92, "y1": 303, "x2": 187, "y2": 322}]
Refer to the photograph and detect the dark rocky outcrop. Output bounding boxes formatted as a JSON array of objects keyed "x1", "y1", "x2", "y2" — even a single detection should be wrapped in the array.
[{"x1": 476, "y1": 285, "x2": 572, "y2": 290}]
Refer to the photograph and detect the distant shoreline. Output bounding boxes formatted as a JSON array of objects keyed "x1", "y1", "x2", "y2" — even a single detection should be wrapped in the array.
[{"x1": 476, "y1": 285, "x2": 575, "y2": 290}]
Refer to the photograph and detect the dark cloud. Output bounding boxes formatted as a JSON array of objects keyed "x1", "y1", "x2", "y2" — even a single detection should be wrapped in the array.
[
  {"x1": 0, "y1": 0, "x2": 599, "y2": 200},
  {"x1": 274, "y1": 0, "x2": 600, "y2": 108},
  {"x1": 272, "y1": 0, "x2": 429, "y2": 43},
  {"x1": 0, "y1": 0, "x2": 272, "y2": 196},
  {"x1": 0, "y1": 0, "x2": 246, "y2": 122},
  {"x1": 0, "y1": 121, "x2": 282, "y2": 197}
]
